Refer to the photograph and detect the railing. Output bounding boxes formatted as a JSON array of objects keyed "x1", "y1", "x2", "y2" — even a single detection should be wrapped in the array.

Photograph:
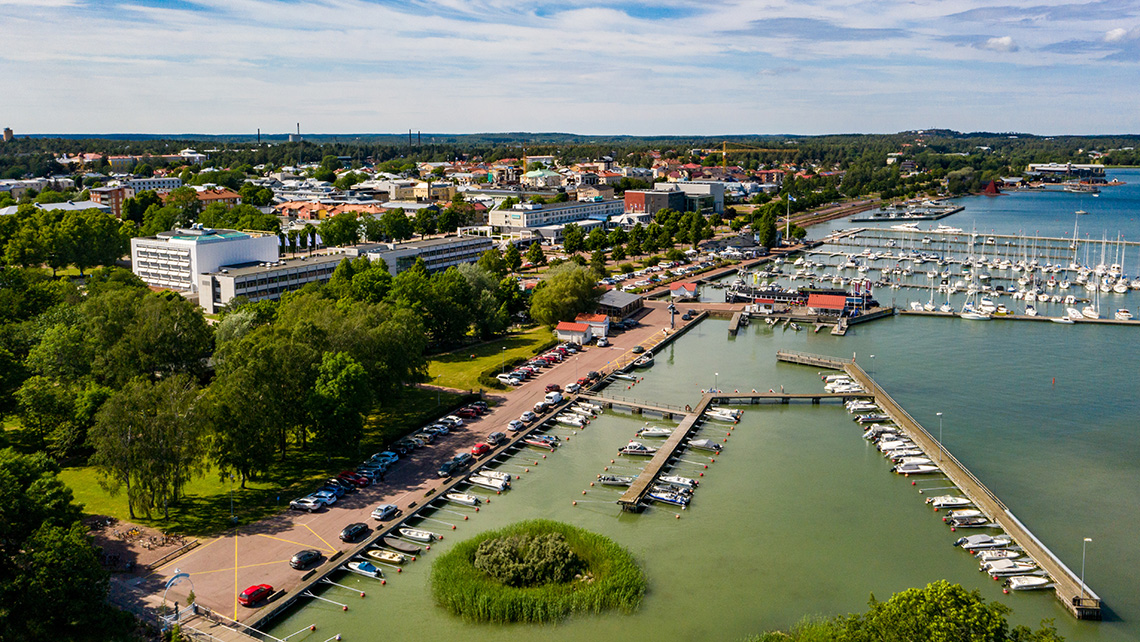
[{"x1": 143, "y1": 539, "x2": 199, "y2": 573}]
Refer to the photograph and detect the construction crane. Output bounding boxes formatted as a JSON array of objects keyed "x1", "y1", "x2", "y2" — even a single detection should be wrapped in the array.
[{"x1": 710, "y1": 141, "x2": 797, "y2": 169}]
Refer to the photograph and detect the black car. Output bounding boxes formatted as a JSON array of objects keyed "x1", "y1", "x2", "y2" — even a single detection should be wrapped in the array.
[
  {"x1": 340, "y1": 522, "x2": 369, "y2": 542},
  {"x1": 290, "y1": 549, "x2": 322, "y2": 570}
]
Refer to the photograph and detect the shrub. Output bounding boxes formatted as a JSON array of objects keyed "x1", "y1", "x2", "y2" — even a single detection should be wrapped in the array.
[{"x1": 430, "y1": 519, "x2": 645, "y2": 623}]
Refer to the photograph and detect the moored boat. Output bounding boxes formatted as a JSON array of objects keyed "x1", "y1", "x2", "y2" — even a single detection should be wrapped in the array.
[
  {"x1": 366, "y1": 549, "x2": 408, "y2": 565},
  {"x1": 982, "y1": 559, "x2": 1038, "y2": 576},
  {"x1": 383, "y1": 536, "x2": 422, "y2": 554},
  {"x1": 688, "y1": 438, "x2": 723, "y2": 453},
  {"x1": 636, "y1": 425, "x2": 673, "y2": 438},
  {"x1": 658, "y1": 475, "x2": 699, "y2": 489},
  {"x1": 947, "y1": 516, "x2": 989, "y2": 528},
  {"x1": 954, "y1": 534, "x2": 1012, "y2": 550},
  {"x1": 1005, "y1": 575, "x2": 1052, "y2": 590},
  {"x1": 477, "y1": 469, "x2": 512, "y2": 482},
  {"x1": 926, "y1": 495, "x2": 972, "y2": 509},
  {"x1": 597, "y1": 474, "x2": 634, "y2": 486},
  {"x1": 647, "y1": 489, "x2": 690, "y2": 507},
  {"x1": 468, "y1": 474, "x2": 510, "y2": 491},
  {"x1": 976, "y1": 549, "x2": 1021, "y2": 562},
  {"x1": 399, "y1": 528, "x2": 440, "y2": 542},
  {"x1": 346, "y1": 560, "x2": 384, "y2": 577},
  {"x1": 619, "y1": 440, "x2": 657, "y2": 456},
  {"x1": 444, "y1": 492, "x2": 481, "y2": 506},
  {"x1": 893, "y1": 462, "x2": 940, "y2": 475}
]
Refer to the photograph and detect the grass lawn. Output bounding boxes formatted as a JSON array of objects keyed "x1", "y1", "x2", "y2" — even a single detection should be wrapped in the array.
[
  {"x1": 427, "y1": 326, "x2": 555, "y2": 391},
  {"x1": 56, "y1": 385, "x2": 467, "y2": 536}
]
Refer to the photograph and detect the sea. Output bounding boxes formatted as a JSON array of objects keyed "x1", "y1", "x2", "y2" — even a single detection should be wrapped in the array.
[{"x1": 266, "y1": 170, "x2": 1140, "y2": 642}]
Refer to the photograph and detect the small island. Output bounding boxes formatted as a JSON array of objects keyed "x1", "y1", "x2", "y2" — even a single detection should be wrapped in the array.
[{"x1": 430, "y1": 519, "x2": 645, "y2": 623}]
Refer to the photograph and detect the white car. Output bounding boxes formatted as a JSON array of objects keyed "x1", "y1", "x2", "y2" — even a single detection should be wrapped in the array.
[
  {"x1": 290, "y1": 497, "x2": 323, "y2": 512},
  {"x1": 520, "y1": 411, "x2": 537, "y2": 423},
  {"x1": 508, "y1": 419, "x2": 525, "y2": 432},
  {"x1": 442, "y1": 415, "x2": 464, "y2": 427},
  {"x1": 596, "y1": 338, "x2": 609, "y2": 347},
  {"x1": 371, "y1": 504, "x2": 399, "y2": 521},
  {"x1": 310, "y1": 490, "x2": 338, "y2": 506},
  {"x1": 565, "y1": 383, "x2": 581, "y2": 393}
]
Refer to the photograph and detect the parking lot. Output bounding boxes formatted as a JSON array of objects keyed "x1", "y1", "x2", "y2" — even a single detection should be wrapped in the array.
[{"x1": 143, "y1": 303, "x2": 683, "y2": 623}]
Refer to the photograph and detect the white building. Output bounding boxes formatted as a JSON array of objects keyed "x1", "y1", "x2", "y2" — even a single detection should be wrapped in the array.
[
  {"x1": 489, "y1": 199, "x2": 624, "y2": 228},
  {"x1": 130, "y1": 225, "x2": 278, "y2": 292},
  {"x1": 349, "y1": 235, "x2": 493, "y2": 276},
  {"x1": 197, "y1": 253, "x2": 343, "y2": 314},
  {"x1": 125, "y1": 177, "x2": 183, "y2": 194}
]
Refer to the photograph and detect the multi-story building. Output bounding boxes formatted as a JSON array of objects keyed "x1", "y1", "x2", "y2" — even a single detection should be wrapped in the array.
[
  {"x1": 624, "y1": 189, "x2": 685, "y2": 215},
  {"x1": 89, "y1": 186, "x2": 129, "y2": 218},
  {"x1": 654, "y1": 181, "x2": 725, "y2": 214},
  {"x1": 349, "y1": 235, "x2": 493, "y2": 276},
  {"x1": 196, "y1": 253, "x2": 343, "y2": 314},
  {"x1": 2, "y1": 127, "x2": 12, "y2": 142},
  {"x1": 130, "y1": 225, "x2": 278, "y2": 292},
  {"x1": 488, "y1": 198, "x2": 624, "y2": 228},
  {"x1": 126, "y1": 177, "x2": 183, "y2": 194},
  {"x1": 413, "y1": 181, "x2": 457, "y2": 202}
]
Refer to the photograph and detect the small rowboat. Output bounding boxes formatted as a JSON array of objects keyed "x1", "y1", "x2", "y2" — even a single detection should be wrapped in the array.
[
  {"x1": 366, "y1": 549, "x2": 408, "y2": 565},
  {"x1": 346, "y1": 560, "x2": 383, "y2": 577},
  {"x1": 444, "y1": 492, "x2": 481, "y2": 506},
  {"x1": 383, "y1": 536, "x2": 422, "y2": 554},
  {"x1": 477, "y1": 469, "x2": 512, "y2": 482},
  {"x1": 399, "y1": 528, "x2": 439, "y2": 543}
]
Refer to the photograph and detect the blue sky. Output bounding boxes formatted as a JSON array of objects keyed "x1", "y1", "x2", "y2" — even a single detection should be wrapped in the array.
[{"x1": 3, "y1": 0, "x2": 1140, "y2": 135}]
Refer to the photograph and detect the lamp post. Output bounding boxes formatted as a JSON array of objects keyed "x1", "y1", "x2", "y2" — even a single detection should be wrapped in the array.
[
  {"x1": 500, "y1": 346, "x2": 507, "y2": 374},
  {"x1": 869, "y1": 354, "x2": 876, "y2": 398},
  {"x1": 936, "y1": 412, "x2": 944, "y2": 463},
  {"x1": 714, "y1": 372, "x2": 719, "y2": 393},
  {"x1": 1081, "y1": 537, "x2": 1092, "y2": 600}
]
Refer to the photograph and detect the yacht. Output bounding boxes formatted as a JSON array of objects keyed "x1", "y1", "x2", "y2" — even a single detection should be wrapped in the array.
[
  {"x1": 636, "y1": 424, "x2": 673, "y2": 438},
  {"x1": 618, "y1": 441, "x2": 657, "y2": 456},
  {"x1": 1115, "y1": 309, "x2": 1134, "y2": 321},
  {"x1": 982, "y1": 559, "x2": 1039, "y2": 577},
  {"x1": 1005, "y1": 576, "x2": 1053, "y2": 591},
  {"x1": 954, "y1": 534, "x2": 1013, "y2": 550},
  {"x1": 926, "y1": 495, "x2": 971, "y2": 509},
  {"x1": 892, "y1": 462, "x2": 940, "y2": 474}
]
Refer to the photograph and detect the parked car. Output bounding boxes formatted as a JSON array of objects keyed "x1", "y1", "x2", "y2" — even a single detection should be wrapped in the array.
[
  {"x1": 317, "y1": 483, "x2": 344, "y2": 498},
  {"x1": 290, "y1": 549, "x2": 322, "y2": 570},
  {"x1": 545, "y1": 383, "x2": 562, "y2": 393},
  {"x1": 471, "y1": 401, "x2": 488, "y2": 410},
  {"x1": 408, "y1": 436, "x2": 427, "y2": 448},
  {"x1": 486, "y1": 431, "x2": 507, "y2": 446},
  {"x1": 533, "y1": 401, "x2": 549, "y2": 414},
  {"x1": 471, "y1": 442, "x2": 491, "y2": 456},
  {"x1": 466, "y1": 404, "x2": 487, "y2": 415},
  {"x1": 391, "y1": 439, "x2": 417, "y2": 455},
  {"x1": 289, "y1": 497, "x2": 323, "y2": 512},
  {"x1": 326, "y1": 477, "x2": 355, "y2": 492},
  {"x1": 520, "y1": 410, "x2": 536, "y2": 423},
  {"x1": 544, "y1": 391, "x2": 563, "y2": 405},
  {"x1": 597, "y1": 337, "x2": 609, "y2": 347},
  {"x1": 371, "y1": 450, "x2": 399, "y2": 464},
  {"x1": 632, "y1": 345, "x2": 645, "y2": 354},
  {"x1": 355, "y1": 466, "x2": 384, "y2": 481},
  {"x1": 438, "y1": 452, "x2": 473, "y2": 477},
  {"x1": 587, "y1": 371, "x2": 601, "y2": 381},
  {"x1": 238, "y1": 584, "x2": 273, "y2": 607},
  {"x1": 339, "y1": 522, "x2": 369, "y2": 542},
  {"x1": 423, "y1": 424, "x2": 449, "y2": 436},
  {"x1": 310, "y1": 490, "x2": 338, "y2": 506},
  {"x1": 338, "y1": 471, "x2": 370, "y2": 487},
  {"x1": 456, "y1": 407, "x2": 477, "y2": 419},
  {"x1": 371, "y1": 504, "x2": 399, "y2": 521},
  {"x1": 413, "y1": 431, "x2": 436, "y2": 444},
  {"x1": 565, "y1": 383, "x2": 581, "y2": 393},
  {"x1": 508, "y1": 419, "x2": 525, "y2": 432},
  {"x1": 442, "y1": 415, "x2": 465, "y2": 427}
]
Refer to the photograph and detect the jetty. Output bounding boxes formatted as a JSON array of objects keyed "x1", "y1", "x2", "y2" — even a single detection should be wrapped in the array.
[
  {"x1": 617, "y1": 394, "x2": 711, "y2": 511},
  {"x1": 777, "y1": 351, "x2": 1102, "y2": 620}
]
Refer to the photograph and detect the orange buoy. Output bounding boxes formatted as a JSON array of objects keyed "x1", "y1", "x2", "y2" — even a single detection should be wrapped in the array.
[
  {"x1": 572, "y1": 501, "x2": 577, "y2": 506},
  {"x1": 464, "y1": 515, "x2": 468, "y2": 520},
  {"x1": 675, "y1": 514, "x2": 681, "y2": 519},
  {"x1": 590, "y1": 482, "x2": 595, "y2": 486},
  {"x1": 343, "y1": 605, "x2": 349, "y2": 610},
  {"x1": 360, "y1": 591, "x2": 366, "y2": 597}
]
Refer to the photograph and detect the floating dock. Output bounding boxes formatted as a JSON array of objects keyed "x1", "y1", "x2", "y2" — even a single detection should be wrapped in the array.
[
  {"x1": 617, "y1": 394, "x2": 710, "y2": 511},
  {"x1": 900, "y1": 309, "x2": 1140, "y2": 327},
  {"x1": 776, "y1": 351, "x2": 1101, "y2": 620}
]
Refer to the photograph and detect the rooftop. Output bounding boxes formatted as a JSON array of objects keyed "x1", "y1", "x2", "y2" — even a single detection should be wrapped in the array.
[{"x1": 208, "y1": 253, "x2": 346, "y2": 278}]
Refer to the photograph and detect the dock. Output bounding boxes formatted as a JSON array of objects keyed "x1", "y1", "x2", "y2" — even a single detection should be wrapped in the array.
[
  {"x1": 900, "y1": 308, "x2": 1140, "y2": 327},
  {"x1": 728, "y1": 312, "x2": 743, "y2": 336},
  {"x1": 578, "y1": 393, "x2": 690, "y2": 420},
  {"x1": 775, "y1": 351, "x2": 1101, "y2": 620},
  {"x1": 776, "y1": 349, "x2": 851, "y2": 369},
  {"x1": 617, "y1": 394, "x2": 711, "y2": 510}
]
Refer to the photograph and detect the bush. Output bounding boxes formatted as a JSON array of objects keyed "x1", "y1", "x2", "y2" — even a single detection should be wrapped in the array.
[{"x1": 430, "y1": 519, "x2": 645, "y2": 623}]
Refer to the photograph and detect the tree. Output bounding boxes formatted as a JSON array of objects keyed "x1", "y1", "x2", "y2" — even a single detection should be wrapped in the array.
[
  {"x1": 413, "y1": 208, "x2": 437, "y2": 238},
  {"x1": 611, "y1": 244, "x2": 626, "y2": 262},
  {"x1": 318, "y1": 211, "x2": 361, "y2": 247},
  {"x1": 525, "y1": 242, "x2": 546, "y2": 268},
  {"x1": 380, "y1": 208, "x2": 414, "y2": 241},
  {"x1": 477, "y1": 248, "x2": 507, "y2": 278},
  {"x1": 586, "y1": 227, "x2": 608, "y2": 252},
  {"x1": 589, "y1": 249, "x2": 607, "y2": 278},
  {"x1": 164, "y1": 186, "x2": 202, "y2": 226},
  {"x1": 89, "y1": 374, "x2": 207, "y2": 519},
  {"x1": 561, "y1": 223, "x2": 585, "y2": 254},
  {"x1": 504, "y1": 243, "x2": 523, "y2": 273},
  {"x1": 529, "y1": 263, "x2": 602, "y2": 327},
  {"x1": 310, "y1": 351, "x2": 371, "y2": 457}
]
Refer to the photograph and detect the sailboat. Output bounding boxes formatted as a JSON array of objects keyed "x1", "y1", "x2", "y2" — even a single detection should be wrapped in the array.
[{"x1": 1082, "y1": 282, "x2": 1101, "y2": 319}]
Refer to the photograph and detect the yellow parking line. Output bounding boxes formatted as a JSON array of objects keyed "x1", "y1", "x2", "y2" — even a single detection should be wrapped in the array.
[
  {"x1": 256, "y1": 532, "x2": 334, "y2": 554},
  {"x1": 303, "y1": 524, "x2": 338, "y2": 554}
]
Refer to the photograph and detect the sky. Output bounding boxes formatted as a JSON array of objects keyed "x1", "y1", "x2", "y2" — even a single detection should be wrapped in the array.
[{"x1": 3, "y1": 0, "x2": 1140, "y2": 136}]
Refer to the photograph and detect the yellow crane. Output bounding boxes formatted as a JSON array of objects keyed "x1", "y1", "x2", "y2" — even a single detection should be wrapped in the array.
[{"x1": 710, "y1": 141, "x2": 797, "y2": 169}]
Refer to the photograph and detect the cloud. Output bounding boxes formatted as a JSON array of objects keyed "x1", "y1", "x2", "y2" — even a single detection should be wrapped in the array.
[
  {"x1": 1105, "y1": 26, "x2": 1140, "y2": 42},
  {"x1": 730, "y1": 17, "x2": 905, "y2": 42},
  {"x1": 980, "y1": 36, "x2": 1019, "y2": 52}
]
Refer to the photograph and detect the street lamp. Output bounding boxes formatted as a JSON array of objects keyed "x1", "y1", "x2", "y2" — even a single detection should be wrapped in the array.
[
  {"x1": 714, "y1": 372, "x2": 719, "y2": 393},
  {"x1": 869, "y1": 354, "x2": 876, "y2": 398},
  {"x1": 936, "y1": 412, "x2": 944, "y2": 463},
  {"x1": 1081, "y1": 537, "x2": 1092, "y2": 600},
  {"x1": 500, "y1": 346, "x2": 508, "y2": 374}
]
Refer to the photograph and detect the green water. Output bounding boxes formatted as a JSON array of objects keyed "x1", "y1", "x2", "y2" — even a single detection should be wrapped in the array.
[{"x1": 267, "y1": 314, "x2": 1136, "y2": 641}]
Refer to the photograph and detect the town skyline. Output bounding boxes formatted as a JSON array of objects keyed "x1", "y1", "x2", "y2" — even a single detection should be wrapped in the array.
[{"x1": 4, "y1": 0, "x2": 1140, "y2": 136}]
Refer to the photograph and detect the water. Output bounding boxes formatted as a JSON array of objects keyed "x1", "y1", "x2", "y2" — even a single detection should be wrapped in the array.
[{"x1": 268, "y1": 173, "x2": 1140, "y2": 641}]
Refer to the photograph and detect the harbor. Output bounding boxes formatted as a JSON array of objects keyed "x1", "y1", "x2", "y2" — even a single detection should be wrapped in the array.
[{"x1": 849, "y1": 200, "x2": 965, "y2": 222}]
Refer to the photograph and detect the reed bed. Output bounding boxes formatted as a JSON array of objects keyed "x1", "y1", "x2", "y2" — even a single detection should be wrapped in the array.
[{"x1": 430, "y1": 519, "x2": 645, "y2": 623}]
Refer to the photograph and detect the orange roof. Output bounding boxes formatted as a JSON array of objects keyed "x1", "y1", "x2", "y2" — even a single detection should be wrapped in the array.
[
  {"x1": 556, "y1": 321, "x2": 590, "y2": 332},
  {"x1": 670, "y1": 282, "x2": 697, "y2": 291},
  {"x1": 197, "y1": 188, "x2": 241, "y2": 201},
  {"x1": 575, "y1": 313, "x2": 608, "y2": 323}
]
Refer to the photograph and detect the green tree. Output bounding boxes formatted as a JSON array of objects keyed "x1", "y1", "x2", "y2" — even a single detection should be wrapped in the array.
[
  {"x1": 310, "y1": 351, "x2": 371, "y2": 458},
  {"x1": 561, "y1": 223, "x2": 585, "y2": 254},
  {"x1": 164, "y1": 186, "x2": 202, "y2": 226},
  {"x1": 586, "y1": 227, "x2": 608, "y2": 251},
  {"x1": 318, "y1": 211, "x2": 361, "y2": 247},
  {"x1": 529, "y1": 263, "x2": 602, "y2": 326},
  {"x1": 413, "y1": 208, "x2": 437, "y2": 238},
  {"x1": 525, "y1": 242, "x2": 546, "y2": 268},
  {"x1": 380, "y1": 208, "x2": 414, "y2": 241},
  {"x1": 503, "y1": 243, "x2": 523, "y2": 273},
  {"x1": 589, "y1": 249, "x2": 607, "y2": 278},
  {"x1": 477, "y1": 248, "x2": 507, "y2": 278}
]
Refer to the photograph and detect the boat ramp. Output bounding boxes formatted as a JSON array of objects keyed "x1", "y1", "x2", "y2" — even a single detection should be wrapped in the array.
[{"x1": 779, "y1": 350, "x2": 1102, "y2": 620}]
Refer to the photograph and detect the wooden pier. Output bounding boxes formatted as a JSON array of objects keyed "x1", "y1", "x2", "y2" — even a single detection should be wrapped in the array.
[
  {"x1": 617, "y1": 394, "x2": 711, "y2": 510},
  {"x1": 728, "y1": 312, "x2": 743, "y2": 336},
  {"x1": 900, "y1": 308, "x2": 1140, "y2": 327},
  {"x1": 769, "y1": 353, "x2": 1102, "y2": 620},
  {"x1": 578, "y1": 393, "x2": 690, "y2": 420},
  {"x1": 776, "y1": 350, "x2": 851, "y2": 370}
]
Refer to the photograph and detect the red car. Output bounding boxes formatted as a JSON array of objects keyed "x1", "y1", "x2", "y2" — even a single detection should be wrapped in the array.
[
  {"x1": 338, "y1": 471, "x2": 369, "y2": 487},
  {"x1": 465, "y1": 405, "x2": 486, "y2": 415},
  {"x1": 456, "y1": 407, "x2": 478, "y2": 418},
  {"x1": 545, "y1": 383, "x2": 562, "y2": 393},
  {"x1": 471, "y1": 442, "x2": 491, "y2": 456},
  {"x1": 238, "y1": 584, "x2": 273, "y2": 607}
]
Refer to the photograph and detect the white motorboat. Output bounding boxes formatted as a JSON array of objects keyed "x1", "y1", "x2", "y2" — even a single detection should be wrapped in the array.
[
  {"x1": 1115, "y1": 308, "x2": 1133, "y2": 321},
  {"x1": 1005, "y1": 575, "x2": 1053, "y2": 591},
  {"x1": 947, "y1": 516, "x2": 990, "y2": 527},
  {"x1": 467, "y1": 474, "x2": 510, "y2": 491},
  {"x1": 1024, "y1": 304, "x2": 1037, "y2": 317},
  {"x1": 709, "y1": 406, "x2": 743, "y2": 419},
  {"x1": 597, "y1": 474, "x2": 634, "y2": 486},
  {"x1": 893, "y1": 462, "x2": 940, "y2": 474},
  {"x1": 636, "y1": 425, "x2": 674, "y2": 438},
  {"x1": 705, "y1": 410, "x2": 740, "y2": 423},
  {"x1": 576, "y1": 401, "x2": 603, "y2": 413},
  {"x1": 982, "y1": 559, "x2": 1038, "y2": 576},
  {"x1": 878, "y1": 439, "x2": 914, "y2": 452},
  {"x1": 556, "y1": 414, "x2": 585, "y2": 427},
  {"x1": 856, "y1": 414, "x2": 890, "y2": 424},
  {"x1": 946, "y1": 509, "x2": 983, "y2": 520},
  {"x1": 568, "y1": 406, "x2": 596, "y2": 417},
  {"x1": 399, "y1": 528, "x2": 440, "y2": 542},
  {"x1": 346, "y1": 560, "x2": 384, "y2": 578},
  {"x1": 445, "y1": 492, "x2": 481, "y2": 506},
  {"x1": 894, "y1": 456, "x2": 932, "y2": 466},
  {"x1": 477, "y1": 469, "x2": 513, "y2": 482},
  {"x1": 658, "y1": 475, "x2": 699, "y2": 490},
  {"x1": 926, "y1": 495, "x2": 971, "y2": 509},
  {"x1": 885, "y1": 448, "x2": 925, "y2": 460},
  {"x1": 1051, "y1": 316, "x2": 1075, "y2": 324},
  {"x1": 619, "y1": 441, "x2": 657, "y2": 456},
  {"x1": 976, "y1": 549, "x2": 1020, "y2": 562},
  {"x1": 1081, "y1": 305, "x2": 1100, "y2": 319},
  {"x1": 647, "y1": 489, "x2": 690, "y2": 507},
  {"x1": 688, "y1": 438, "x2": 723, "y2": 453},
  {"x1": 955, "y1": 534, "x2": 1012, "y2": 550}
]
